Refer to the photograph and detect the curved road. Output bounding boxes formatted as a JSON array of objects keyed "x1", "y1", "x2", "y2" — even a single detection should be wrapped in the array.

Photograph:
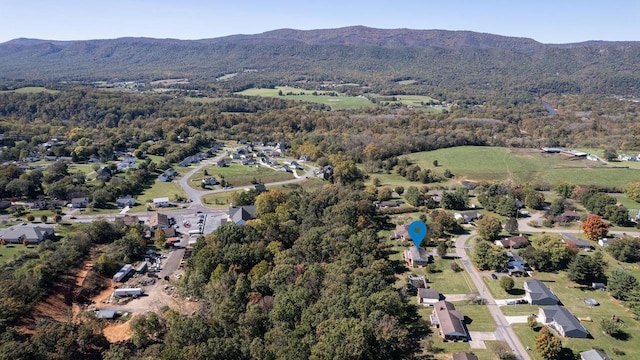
[
  {"x1": 455, "y1": 232, "x2": 531, "y2": 360},
  {"x1": 178, "y1": 150, "x2": 317, "y2": 208}
]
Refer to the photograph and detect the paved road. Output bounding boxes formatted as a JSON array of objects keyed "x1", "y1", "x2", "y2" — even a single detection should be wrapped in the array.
[
  {"x1": 517, "y1": 211, "x2": 640, "y2": 237},
  {"x1": 455, "y1": 231, "x2": 531, "y2": 360},
  {"x1": 176, "y1": 151, "x2": 317, "y2": 207}
]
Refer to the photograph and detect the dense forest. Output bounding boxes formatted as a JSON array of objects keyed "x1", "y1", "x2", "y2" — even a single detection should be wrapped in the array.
[{"x1": 1, "y1": 27, "x2": 640, "y2": 96}]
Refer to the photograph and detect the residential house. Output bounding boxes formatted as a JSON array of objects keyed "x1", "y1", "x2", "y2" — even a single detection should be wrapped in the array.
[
  {"x1": 148, "y1": 212, "x2": 170, "y2": 230},
  {"x1": 96, "y1": 166, "x2": 113, "y2": 181},
  {"x1": 408, "y1": 275, "x2": 427, "y2": 289},
  {"x1": 524, "y1": 279, "x2": 559, "y2": 305},
  {"x1": 452, "y1": 353, "x2": 479, "y2": 360},
  {"x1": 580, "y1": 349, "x2": 612, "y2": 360},
  {"x1": 30, "y1": 200, "x2": 48, "y2": 210},
  {"x1": 118, "y1": 214, "x2": 141, "y2": 226},
  {"x1": 158, "y1": 168, "x2": 178, "y2": 182},
  {"x1": 561, "y1": 233, "x2": 593, "y2": 250},
  {"x1": 507, "y1": 251, "x2": 527, "y2": 276},
  {"x1": 495, "y1": 234, "x2": 529, "y2": 249},
  {"x1": 289, "y1": 160, "x2": 301, "y2": 169},
  {"x1": 254, "y1": 184, "x2": 267, "y2": 193},
  {"x1": 216, "y1": 159, "x2": 229, "y2": 167},
  {"x1": 377, "y1": 200, "x2": 402, "y2": 209},
  {"x1": 598, "y1": 237, "x2": 613, "y2": 247},
  {"x1": 71, "y1": 197, "x2": 89, "y2": 208},
  {"x1": 153, "y1": 197, "x2": 170, "y2": 208},
  {"x1": 538, "y1": 305, "x2": 589, "y2": 338},
  {"x1": 229, "y1": 205, "x2": 257, "y2": 225},
  {"x1": 116, "y1": 195, "x2": 136, "y2": 208},
  {"x1": 556, "y1": 211, "x2": 581, "y2": 223},
  {"x1": 299, "y1": 154, "x2": 311, "y2": 161},
  {"x1": 404, "y1": 247, "x2": 434, "y2": 268},
  {"x1": 430, "y1": 300, "x2": 468, "y2": 341},
  {"x1": 202, "y1": 177, "x2": 218, "y2": 186},
  {"x1": 418, "y1": 288, "x2": 441, "y2": 306},
  {"x1": 393, "y1": 224, "x2": 409, "y2": 240},
  {"x1": 0, "y1": 224, "x2": 55, "y2": 244},
  {"x1": 454, "y1": 210, "x2": 482, "y2": 224}
]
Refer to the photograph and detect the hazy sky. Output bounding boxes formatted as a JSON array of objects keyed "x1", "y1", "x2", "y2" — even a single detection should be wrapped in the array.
[{"x1": 1, "y1": 0, "x2": 638, "y2": 44}]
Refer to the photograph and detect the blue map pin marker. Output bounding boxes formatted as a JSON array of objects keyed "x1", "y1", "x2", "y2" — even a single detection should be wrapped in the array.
[{"x1": 408, "y1": 220, "x2": 428, "y2": 248}]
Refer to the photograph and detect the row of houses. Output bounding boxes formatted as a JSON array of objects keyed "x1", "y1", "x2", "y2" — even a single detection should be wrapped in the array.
[{"x1": 524, "y1": 279, "x2": 590, "y2": 338}]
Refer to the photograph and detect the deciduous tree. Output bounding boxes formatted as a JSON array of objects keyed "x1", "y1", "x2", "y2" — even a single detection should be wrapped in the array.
[
  {"x1": 535, "y1": 326, "x2": 561, "y2": 360},
  {"x1": 581, "y1": 215, "x2": 609, "y2": 241},
  {"x1": 477, "y1": 215, "x2": 502, "y2": 241}
]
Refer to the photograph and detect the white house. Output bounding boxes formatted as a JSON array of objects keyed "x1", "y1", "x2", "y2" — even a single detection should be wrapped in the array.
[{"x1": 153, "y1": 197, "x2": 170, "y2": 208}]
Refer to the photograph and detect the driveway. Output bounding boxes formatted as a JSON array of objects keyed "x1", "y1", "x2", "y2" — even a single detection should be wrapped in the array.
[{"x1": 505, "y1": 316, "x2": 530, "y2": 324}]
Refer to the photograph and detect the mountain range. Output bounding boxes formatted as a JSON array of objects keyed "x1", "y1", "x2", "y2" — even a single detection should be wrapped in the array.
[{"x1": 1, "y1": 26, "x2": 639, "y2": 95}]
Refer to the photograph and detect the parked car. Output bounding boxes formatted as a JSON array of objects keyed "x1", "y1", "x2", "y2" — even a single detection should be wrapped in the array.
[{"x1": 491, "y1": 273, "x2": 498, "y2": 279}]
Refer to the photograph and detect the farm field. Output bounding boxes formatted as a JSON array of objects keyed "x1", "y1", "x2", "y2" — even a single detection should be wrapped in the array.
[
  {"x1": 402, "y1": 146, "x2": 640, "y2": 188},
  {"x1": 0, "y1": 86, "x2": 60, "y2": 94},
  {"x1": 235, "y1": 86, "x2": 375, "y2": 110}
]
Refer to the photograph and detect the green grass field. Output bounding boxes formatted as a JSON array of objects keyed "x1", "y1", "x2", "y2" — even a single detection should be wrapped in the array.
[
  {"x1": 0, "y1": 86, "x2": 59, "y2": 94},
  {"x1": 400, "y1": 146, "x2": 640, "y2": 188},
  {"x1": 128, "y1": 180, "x2": 187, "y2": 212},
  {"x1": 235, "y1": 86, "x2": 375, "y2": 110},
  {"x1": 189, "y1": 163, "x2": 294, "y2": 189},
  {"x1": 201, "y1": 178, "x2": 328, "y2": 208},
  {"x1": 0, "y1": 245, "x2": 36, "y2": 265}
]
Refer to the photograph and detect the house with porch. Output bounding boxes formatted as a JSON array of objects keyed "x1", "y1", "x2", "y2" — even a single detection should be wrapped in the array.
[{"x1": 430, "y1": 300, "x2": 468, "y2": 341}]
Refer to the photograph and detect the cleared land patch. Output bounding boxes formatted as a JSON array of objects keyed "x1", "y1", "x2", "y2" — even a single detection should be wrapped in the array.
[
  {"x1": 235, "y1": 86, "x2": 374, "y2": 110},
  {"x1": 404, "y1": 146, "x2": 640, "y2": 188}
]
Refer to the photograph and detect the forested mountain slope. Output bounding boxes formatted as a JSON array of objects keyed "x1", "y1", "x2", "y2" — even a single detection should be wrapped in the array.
[{"x1": 1, "y1": 26, "x2": 639, "y2": 95}]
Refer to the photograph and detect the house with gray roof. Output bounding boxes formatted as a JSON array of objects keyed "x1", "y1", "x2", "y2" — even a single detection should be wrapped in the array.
[
  {"x1": 0, "y1": 224, "x2": 55, "y2": 244},
  {"x1": 228, "y1": 205, "x2": 256, "y2": 225},
  {"x1": 524, "y1": 279, "x2": 559, "y2": 305},
  {"x1": 538, "y1": 305, "x2": 589, "y2": 338},
  {"x1": 452, "y1": 353, "x2": 479, "y2": 360},
  {"x1": 580, "y1": 349, "x2": 611, "y2": 360},
  {"x1": 561, "y1": 233, "x2": 593, "y2": 250},
  {"x1": 418, "y1": 288, "x2": 441, "y2": 306},
  {"x1": 403, "y1": 247, "x2": 433, "y2": 268}
]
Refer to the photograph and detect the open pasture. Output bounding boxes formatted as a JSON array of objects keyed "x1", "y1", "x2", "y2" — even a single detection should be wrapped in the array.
[
  {"x1": 404, "y1": 146, "x2": 640, "y2": 188},
  {"x1": 235, "y1": 86, "x2": 374, "y2": 110}
]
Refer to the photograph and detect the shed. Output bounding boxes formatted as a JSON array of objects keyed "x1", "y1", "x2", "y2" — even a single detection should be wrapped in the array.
[{"x1": 97, "y1": 309, "x2": 116, "y2": 319}]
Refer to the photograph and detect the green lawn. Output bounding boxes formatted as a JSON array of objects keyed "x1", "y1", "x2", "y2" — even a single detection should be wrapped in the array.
[
  {"x1": 482, "y1": 276, "x2": 526, "y2": 299},
  {"x1": 421, "y1": 257, "x2": 477, "y2": 294},
  {"x1": 505, "y1": 268, "x2": 640, "y2": 359},
  {"x1": 403, "y1": 146, "x2": 640, "y2": 188},
  {"x1": 128, "y1": 180, "x2": 187, "y2": 212},
  {"x1": 235, "y1": 86, "x2": 375, "y2": 110},
  {"x1": 189, "y1": 163, "x2": 294, "y2": 188},
  {"x1": 0, "y1": 245, "x2": 36, "y2": 265},
  {"x1": 201, "y1": 178, "x2": 328, "y2": 209}
]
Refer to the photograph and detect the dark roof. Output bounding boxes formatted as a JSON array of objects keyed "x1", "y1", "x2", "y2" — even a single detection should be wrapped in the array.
[
  {"x1": 562, "y1": 233, "x2": 593, "y2": 248},
  {"x1": 452, "y1": 353, "x2": 479, "y2": 360},
  {"x1": 525, "y1": 279, "x2": 559, "y2": 304},
  {"x1": 418, "y1": 288, "x2": 440, "y2": 300},
  {"x1": 229, "y1": 205, "x2": 256, "y2": 224},
  {"x1": 541, "y1": 305, "x2": 588, "y2": 337}
]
